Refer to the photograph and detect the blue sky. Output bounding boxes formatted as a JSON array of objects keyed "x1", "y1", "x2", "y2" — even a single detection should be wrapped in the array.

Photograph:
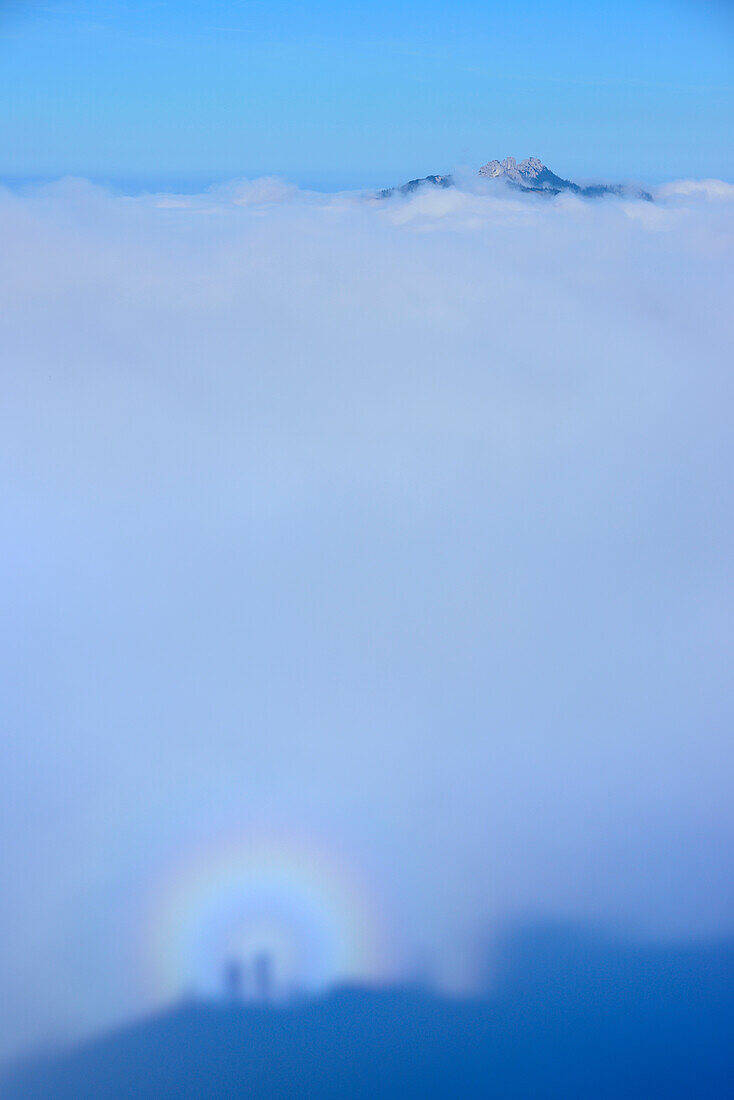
[{"x1": 1, "y1": 0, "x2": 733, "y2": 187}]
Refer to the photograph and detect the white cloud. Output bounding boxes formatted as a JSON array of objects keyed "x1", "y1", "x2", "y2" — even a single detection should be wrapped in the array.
[{"x1": 656, "y1": 178, "x2": 734, "y2": 201}]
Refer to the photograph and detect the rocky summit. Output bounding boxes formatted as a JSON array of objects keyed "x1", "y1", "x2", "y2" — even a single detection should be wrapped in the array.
[{"x1": 380, "y1": 157, "x2": 652, "y2": 200}]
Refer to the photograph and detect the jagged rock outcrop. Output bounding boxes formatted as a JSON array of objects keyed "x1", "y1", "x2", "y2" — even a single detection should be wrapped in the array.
[{"x1": 478, "y1": 156, "x2": 576, "y2": 192}]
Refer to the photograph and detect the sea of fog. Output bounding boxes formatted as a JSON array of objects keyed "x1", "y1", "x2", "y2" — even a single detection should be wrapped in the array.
[{"x1": 1, "y1": 175, "x2": 733, "y2": 1061}]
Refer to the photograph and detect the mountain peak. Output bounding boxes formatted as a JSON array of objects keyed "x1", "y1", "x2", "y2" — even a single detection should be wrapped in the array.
[
  {"x1": 478, "y1": 156, "x2": 566, "y2": 189},
  {"x1": 380, "y1": 157, "x2": 652, "y2": 201}
]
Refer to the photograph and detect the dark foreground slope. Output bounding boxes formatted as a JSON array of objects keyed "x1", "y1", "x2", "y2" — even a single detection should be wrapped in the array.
[{"x1": 3, "y1": 926, "x2": 733, "y2": 1099}]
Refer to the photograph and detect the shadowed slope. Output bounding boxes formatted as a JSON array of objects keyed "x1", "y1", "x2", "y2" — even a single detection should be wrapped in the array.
[{"x1": 3, "y1": 926, "x2": 732, "y2": 1099}]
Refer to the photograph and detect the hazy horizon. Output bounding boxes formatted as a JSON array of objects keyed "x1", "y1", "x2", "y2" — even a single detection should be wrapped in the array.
[{"x1": 0, "y1": 156, "x2": 733, "y2": 198}]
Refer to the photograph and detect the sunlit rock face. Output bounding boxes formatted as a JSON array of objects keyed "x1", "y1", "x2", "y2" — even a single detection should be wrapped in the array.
[
  {"x1": 478, "y1": 156, "x2": 574, "y2": 191},
  {"x1": 479, "y1": 156, "x2": 532, "y2": 182},
  {"x1": 477, "y1": 159, "x2": 504, "y2": 178},
  {"x1": 517, "y1": 156, "x2": 544, "y2": 179}
]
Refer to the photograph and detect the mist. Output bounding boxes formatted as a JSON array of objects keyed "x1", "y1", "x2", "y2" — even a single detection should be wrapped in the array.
[{"x1": 1, "y1": 175, "x2": 733, "y2": 1061}]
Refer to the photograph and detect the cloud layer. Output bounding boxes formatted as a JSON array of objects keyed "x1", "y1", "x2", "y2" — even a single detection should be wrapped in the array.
[{"x1": 1, "y1": 177, "x2": 733, "y2": 1057}]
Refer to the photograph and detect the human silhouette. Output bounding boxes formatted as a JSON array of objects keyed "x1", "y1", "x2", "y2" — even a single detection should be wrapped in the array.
[
  {"x1": 254, "y1": 951, "x2": 273, "y2": 1001},
  {"x1": 223, "y1": 958, "x2": 243, "y2": 1001}
]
